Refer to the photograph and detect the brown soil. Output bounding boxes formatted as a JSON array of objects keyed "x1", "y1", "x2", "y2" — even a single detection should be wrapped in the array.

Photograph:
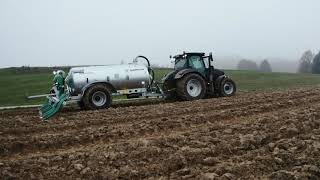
[{"x1": 0, "y1": 88, "x2": 320, "y2": 179}]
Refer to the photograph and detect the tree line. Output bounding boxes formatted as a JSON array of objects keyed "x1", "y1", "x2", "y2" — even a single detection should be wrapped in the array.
[
  {"x1": 298, "y1": 50, "x2": 320, "y2": 74},
  {"x1": 237, "y1": 59, "x2": 272, "y2": 72},
  {"x1": 237, "y1": 50, "x2": 320, "y2": 74}
]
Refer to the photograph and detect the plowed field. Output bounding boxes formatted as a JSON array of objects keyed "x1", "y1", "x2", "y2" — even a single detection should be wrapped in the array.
[{"x1": 1, "y1": 88, "x2": 320, "y2": 179}]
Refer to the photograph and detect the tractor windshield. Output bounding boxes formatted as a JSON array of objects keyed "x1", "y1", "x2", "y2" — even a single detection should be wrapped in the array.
[{"x1": 175, "y1": 58, "x2": 187, "y2": 70}]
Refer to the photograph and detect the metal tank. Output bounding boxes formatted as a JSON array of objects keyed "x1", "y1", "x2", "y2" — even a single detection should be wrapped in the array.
[{"x1": 65, "y1": 64, "x2": 151, "y2": 96}]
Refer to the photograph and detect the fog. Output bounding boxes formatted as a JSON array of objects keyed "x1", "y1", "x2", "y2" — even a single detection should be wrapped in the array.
[{"x1": 0, "y1": 0, "x2": 319, "y2": 71}]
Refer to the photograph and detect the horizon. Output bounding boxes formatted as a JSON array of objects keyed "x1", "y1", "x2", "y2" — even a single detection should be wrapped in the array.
[{"x1": 0, "y1": 55, "x2": 300, "y2": 73}]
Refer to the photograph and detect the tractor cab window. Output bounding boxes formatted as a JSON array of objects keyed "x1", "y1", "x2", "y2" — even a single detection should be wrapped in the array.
[
  {"x1": 203, "y1": 57, "x2": 210, "y2": 68},
  {"x1": 174, "y1": 58, "x2": 187, "y2": 70},
  {"x1": 189, "y1": 56, "x2": 205, "y2": 74}
]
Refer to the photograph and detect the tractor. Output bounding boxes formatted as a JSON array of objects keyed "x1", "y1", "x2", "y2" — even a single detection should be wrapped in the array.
[{"x1": 162, "y1": 52, "x2": 236, "y2": 100}]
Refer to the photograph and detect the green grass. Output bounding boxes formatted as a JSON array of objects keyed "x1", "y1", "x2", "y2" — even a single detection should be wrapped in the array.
[
  {"x1": 1, "y1": 67, "x2": 320, "y2": 106},
  {"x1": 227, "y1": 70, "x2": 320, "y2": 91}
]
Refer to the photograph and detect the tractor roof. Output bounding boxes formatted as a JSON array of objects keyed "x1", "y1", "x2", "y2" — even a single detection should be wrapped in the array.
[{"x1": 173, "y1": 52, "x2": 205, "y2": 59}]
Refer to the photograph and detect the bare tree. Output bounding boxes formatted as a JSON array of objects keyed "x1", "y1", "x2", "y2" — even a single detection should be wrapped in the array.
[
  {"x1": 298, "y1": 50, "x2": 313, "y2": 73},
  {"x1": 312, "y1": 51, "x2": 320, "y2": 74},
  {"x1": 259, "y1": 59, "x2": 272, "y2": 72},
  {"x1": 237, "y1": 59, "x2": 258, "y2": 71}
]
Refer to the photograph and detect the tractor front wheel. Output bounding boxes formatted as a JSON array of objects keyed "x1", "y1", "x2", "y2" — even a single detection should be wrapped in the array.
[
  {"x1": 176, "y1": 73, "x2": 206, "y2": 101},
  {"x1": 220, "y1": 78, "x2": 236, "y2": 97},
  {"x1": 83, "y1": 84, "x2": 112, "y2": 110}
]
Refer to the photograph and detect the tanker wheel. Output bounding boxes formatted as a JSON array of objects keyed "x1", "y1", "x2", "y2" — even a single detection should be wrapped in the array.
[
  {"x1": 220, "y1": 78, "x2": 236, "y2": 97},
  {"x1": 83, "y1": 84, "x2": 112, "y2": 110},
  {"x1": 176, "y1": 73, "x2": 206, "y2": 101}
]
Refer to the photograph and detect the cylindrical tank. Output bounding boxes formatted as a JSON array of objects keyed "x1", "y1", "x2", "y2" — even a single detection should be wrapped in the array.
[{"x1": 65, "y1": 64, "x2": 151, "y2": 96}]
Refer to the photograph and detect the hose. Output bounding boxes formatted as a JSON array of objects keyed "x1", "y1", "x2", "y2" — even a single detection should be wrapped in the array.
[
  {"x1": 134, "y1": 56, "x2": 150, "y2": 67},
  {"x1": 134, "y1": 56, "x2": 155, "y2": 89},
  {"x1": 149, "y1": 68, "x2": 155, "y2": 86}
]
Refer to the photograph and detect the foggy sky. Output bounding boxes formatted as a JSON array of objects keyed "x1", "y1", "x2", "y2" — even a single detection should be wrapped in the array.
[{"x1": 0, "y1": 0, "x2": 320, "y2": 68}]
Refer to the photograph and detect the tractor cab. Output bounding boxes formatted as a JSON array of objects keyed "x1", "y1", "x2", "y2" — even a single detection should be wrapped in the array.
[
  {"x1": 173, "y1": 53, "x2": 205, "y2": 71},
  {"x1": 173, "y1": 52, "x2": 212, "y2": 77}
]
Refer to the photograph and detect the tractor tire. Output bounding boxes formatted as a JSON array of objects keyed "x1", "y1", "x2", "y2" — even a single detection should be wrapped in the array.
[
  {"x1": 164, "y1": 91, "x2": 179, "y2": 101},
  {"x1": 176, "y1": 73, "x2": 206, "y2": 101},
  {"x1": 220, "y1": 78, "x2": 236, "y2": 97},
  {"x1": 77, "y1": 100, "x2": 85, "y2": 110},
  {"x1": 83, "y1": 84, "x2": 112, "y2": 110}
]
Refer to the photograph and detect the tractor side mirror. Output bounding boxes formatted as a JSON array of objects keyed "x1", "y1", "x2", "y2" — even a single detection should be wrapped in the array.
[
  {"x1": 209, "y1": 52, "x2": 213, "y2": 61},
  {"x1": 209, "y1": 53, "x2": 214, "y2": 62}
]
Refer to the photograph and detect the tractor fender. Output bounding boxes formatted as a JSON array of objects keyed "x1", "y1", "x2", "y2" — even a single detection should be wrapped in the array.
[
  {"x1": 214, "y1": 75, "x2": 227, "y2": 89},
  {"x1": 174, "y1": 69, "x2": 204, "y2": 80},
  {"x1": 81, "y1": 82, "x2": 117, "y2": 97}
]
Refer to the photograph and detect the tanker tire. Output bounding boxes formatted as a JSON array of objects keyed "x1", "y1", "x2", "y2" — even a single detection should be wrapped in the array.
[
  {"x1": 176, "y1": 73, "x2": 206, "y2": 101},
  {"x1": 83, "y1": 84, "x2": 112, "y2": 110},
  {"x1": 220, "y1": 78, "x2": 236, "y2": 97}
]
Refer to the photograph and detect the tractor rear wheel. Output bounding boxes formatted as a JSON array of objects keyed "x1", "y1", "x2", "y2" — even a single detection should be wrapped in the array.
[
  {"x1": 77, "y1": 100, "x2": 85, "y2": 110},
  {"x1": 164, "y1": 91, "x2": 179, "y2": 101},
  {"x1": 83, "y1": 84, "x2": 112, "y2": 110},
  {"x1": 176, "y1": 73, "x2": 206, "y2": 101},
  {"x1": 220, "y1": 78, "x2": 236, "y2": 97}
]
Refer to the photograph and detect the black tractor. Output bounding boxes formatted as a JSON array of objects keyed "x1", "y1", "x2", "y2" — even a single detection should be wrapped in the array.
[{"x1": 162, "y1": 52, "x2": 236, "y2": 100}]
